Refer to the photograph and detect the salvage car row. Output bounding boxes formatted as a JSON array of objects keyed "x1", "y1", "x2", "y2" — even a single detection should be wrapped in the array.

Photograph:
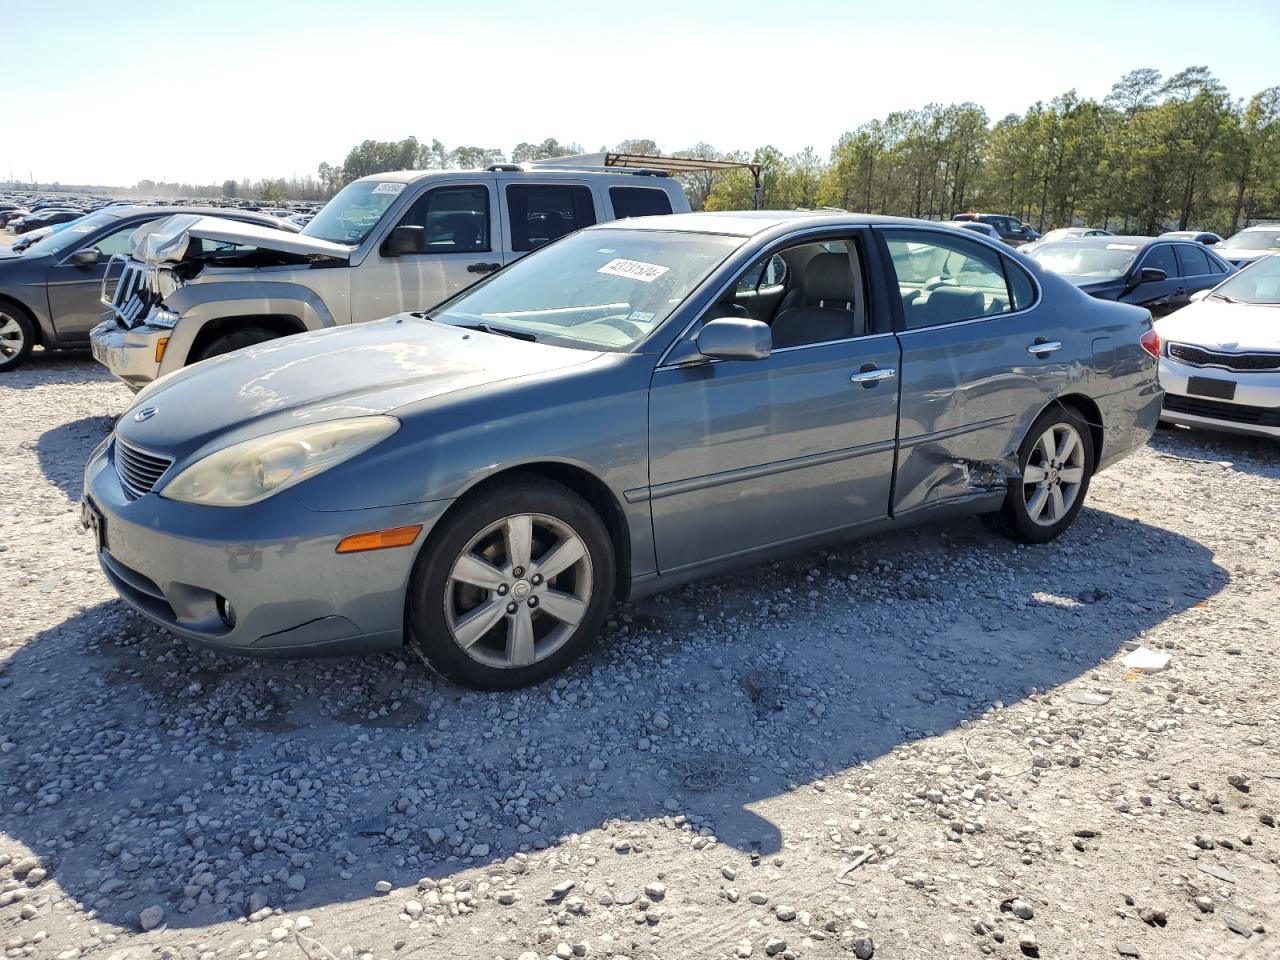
[{"x1": 2, "y1": 166, "x2": 1276, "y2": 688}]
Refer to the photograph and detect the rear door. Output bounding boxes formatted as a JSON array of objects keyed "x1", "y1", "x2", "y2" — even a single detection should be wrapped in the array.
[
  {"x1": 1173, "y1": 242, "x2": 1223, "y2": 298},
  {"x1": 348, "y1": 177, "x2": 499, "y2": 324},
  {"x1": 498, "y1": 181, "x2": 598, "y2": 266},
  {"x1": 879, "y1": 227, "x2": 1065, "y2": 515}
]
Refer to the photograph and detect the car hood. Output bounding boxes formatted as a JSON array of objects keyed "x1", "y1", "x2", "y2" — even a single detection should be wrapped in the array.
[
  {"x1": 117, "y1": 315, "x2": 602, "y2": 457},
  {"x1": 1220, "y1": 248, "x2": 1273, "y2": 263},
  {"x1": 1155, "y1": 298, "x2": 1280, "y2": 353},
  {"x1": 1058, "y1": 275, "x2": 1123, "y2": 297},
  {"x1": 129, "y1": 213, "x2": 353, "y2": 265}
]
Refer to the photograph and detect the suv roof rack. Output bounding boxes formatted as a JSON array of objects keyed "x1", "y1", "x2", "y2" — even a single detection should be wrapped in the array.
[{"x1": 487, "y1": 162, "x2": 669, "y2": 178}]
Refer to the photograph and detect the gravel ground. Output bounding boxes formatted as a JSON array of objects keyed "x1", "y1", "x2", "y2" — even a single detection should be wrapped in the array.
[{"x1": 1, "y1": 356, "x2": 1277, "y2": 960}]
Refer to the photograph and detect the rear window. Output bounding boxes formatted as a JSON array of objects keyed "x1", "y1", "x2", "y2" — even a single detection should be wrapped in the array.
[
  {"x1": 608, "y1": 187, "x2": 673, "y2": 220},
  {"x1": 507, "y1": 184, "x2": 596, "y2": 252}
]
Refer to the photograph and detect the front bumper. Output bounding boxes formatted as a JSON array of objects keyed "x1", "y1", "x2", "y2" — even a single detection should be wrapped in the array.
[
  {"x1": 90, "y1": 317, "x2": 168, "y2": 392},
  {"x1": 83, "y1": 437, "x2": 451, "y2": 656},
  {"x1": 1158, "y1": 354, "x2": 1280, "y2": 438}
]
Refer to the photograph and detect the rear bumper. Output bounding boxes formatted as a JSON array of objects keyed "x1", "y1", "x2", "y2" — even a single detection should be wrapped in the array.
[
  {"x1": 1158, "y1": 355, "x2": 1280, "y2": 439},
  {"x1": 84, "y1": 437, "x2": 451, "y2": 657},
  {"x1": 90, "y1": 317, "x2": 166, "y2": 392}
]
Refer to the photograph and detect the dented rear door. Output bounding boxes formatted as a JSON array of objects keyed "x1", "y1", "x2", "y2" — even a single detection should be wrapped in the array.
[{"x1": 878, "y1": 227, "x2": 1076, "y2": 517}]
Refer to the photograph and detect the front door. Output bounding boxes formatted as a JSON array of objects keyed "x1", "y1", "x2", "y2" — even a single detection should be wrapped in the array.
[
  {"x1": 1123, "y1": 242, "x2": 1183, "y2": 316},
  {"x1": 647, "y1": 233, "x2": 899, "y2": 574},
  {"x1": 45, "y1": 220, "x2": 149, "y2": 342},
  {"x1": 348, "y1": 179, "x2": 500, "y2": 324}
]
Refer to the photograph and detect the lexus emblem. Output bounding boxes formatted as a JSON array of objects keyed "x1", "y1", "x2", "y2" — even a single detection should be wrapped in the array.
[{"x1": 133, "y1": 407, "x2": 158, "y2": 422}]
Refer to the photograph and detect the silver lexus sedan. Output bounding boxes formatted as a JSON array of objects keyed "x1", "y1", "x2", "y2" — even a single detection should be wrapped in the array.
[{"x1": 83, "y1": 212, "x2": 1162, "y2": 688}]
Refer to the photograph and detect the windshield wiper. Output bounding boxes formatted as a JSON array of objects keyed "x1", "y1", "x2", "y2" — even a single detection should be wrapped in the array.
[
  {"x1": 458, "y1": 322, "x2": 539, "y2": 342},
  {"x1": 1210, "y1": 294, "x2": 1237, "y2": 303}
]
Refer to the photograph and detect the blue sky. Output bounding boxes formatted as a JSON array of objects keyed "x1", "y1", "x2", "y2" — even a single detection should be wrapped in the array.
[{"x1": 4, "y1": 0, "x2": 1279, "y2": 186}]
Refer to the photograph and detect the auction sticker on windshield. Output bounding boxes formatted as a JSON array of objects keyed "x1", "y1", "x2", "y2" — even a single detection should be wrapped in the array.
[
  {"x1": 597, "y1": 258, "x2": 670, "y2": 283},
  {"x1": 371, "y1": 182, "x2": 405, "y2": 196},
  {"x1": 1106, "y1": 243, "x2": 1137, "y2": 250}
]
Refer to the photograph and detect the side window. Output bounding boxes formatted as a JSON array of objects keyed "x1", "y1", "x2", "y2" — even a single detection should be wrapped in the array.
[
  {"x1": 1175, "y1": 243, "x2": 1212, "y2": 277},
  {"x1": 608, "y1": 187, "x2": 673, "y2": 220},
  {"x1": 1140, "y1": 244, "x2": 1178, "y2": 278},
  {"x1": 735, "y1": 253, "x2": 787, "y2": 294},
  {"x1": 1207, "y1": 253, "x2": 1229, "y2": 274},
  {"x1": 397, "y1": 185, "x2": 490, "y2": 253},
  {"x1": 506, "y1": 184, "x2": 596, "y2": 252},
  {"x1": 884, "y1": 229, "x2": 1021, "y2": 329},
  {"x1": 93, "y1": 223, "x2": 151, "y2": 257}
]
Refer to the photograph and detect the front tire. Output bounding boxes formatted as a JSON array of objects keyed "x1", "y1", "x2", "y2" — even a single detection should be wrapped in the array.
[
  {"x1": 983, "y1": 405, "x2": 1094, "y2": 544},
  {"x1": 192, "y1": 325, "x2": 278, "y2": 363},
  {"x1": 0, "y1": 304, "x2": 35, "y2": 372},
  {"x1": 407, "y1": 478, "x2": 615, "y2": 689}
]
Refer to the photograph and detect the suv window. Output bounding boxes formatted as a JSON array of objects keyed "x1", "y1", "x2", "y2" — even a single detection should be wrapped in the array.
[
  {"x1": 1174, "y1": 243, "x2": 1213, "y2": 277},
  {"x1": 884, "y1": 229, "x2": 1024, "y2": 329},
  {"x1": 1141, "y1": 244, "x2": 1178, "y2": 277},
  {"x1": 608, "y1": 187, "x2": 673, "y2": 220},
  {"x1": 398, "y1": 185, "x2": 490, "y2": 252},
  {"x1": 507, "y1": 184, "x2": 596, "y2": 252}
]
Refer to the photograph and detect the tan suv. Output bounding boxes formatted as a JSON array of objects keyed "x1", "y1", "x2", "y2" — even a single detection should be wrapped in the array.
[{"x1": 91, "y1": 165, "x2": 689, "y2": 390}]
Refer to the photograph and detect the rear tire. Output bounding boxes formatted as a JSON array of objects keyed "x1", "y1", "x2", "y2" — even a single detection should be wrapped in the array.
[
  {"x1": 407, "y1": 478, "x2": 615, "y2": 689},
  {"x1": 0, "y1": 304, "x2": 36, "y2": 373},
  {"x1": 982, "y1": 404, "x2": 1094, "y2": 544},
  {"x1": 192, "y1": 325, "x2": 278, "y2": 363}
]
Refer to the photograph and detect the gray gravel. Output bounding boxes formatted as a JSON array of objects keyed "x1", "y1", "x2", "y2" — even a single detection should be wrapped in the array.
[{"x1": 1, "y1": 355, "x2": 1277, "y2": 960}]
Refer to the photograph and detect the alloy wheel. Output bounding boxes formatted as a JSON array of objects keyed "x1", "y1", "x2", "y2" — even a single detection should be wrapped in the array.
[
  {"x1": 1021, "y1": 423, "x2": 1086, "y2": 527},
  {"x1": 0, "y1": 312, "x2": 25, "y2": 359},
  {"x1": 443, "y1": 513, "x2": 593, "y2": 669}
]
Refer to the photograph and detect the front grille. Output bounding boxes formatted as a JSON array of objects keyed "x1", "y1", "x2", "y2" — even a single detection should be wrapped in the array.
[
  {"x1": 103, "y1": 258, "x2": 167, "y2": 329},
  {"x1": 1164, "y1": 393, "x2": 1280, "y2": 427},
  {"x1": 113, "y1": 437, "x2": 174, "y2": 500},
  {"x1": 1168, "y1": 342, "x2": 1280, "y2": 372}
]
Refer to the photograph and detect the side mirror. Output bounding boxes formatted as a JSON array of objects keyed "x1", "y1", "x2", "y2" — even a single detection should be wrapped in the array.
[
  {"x1": 695, "y1": 317, "x2": 771, "y2": 361},
  {"x1": 1137, "y1": 266, "x2": 1167, "y2": 284},
  {"x1": 383, "y1": 225, "x2": 425, "y2": 257},
  {"x1": 1189, "y1": 288, "x2": 1211, "y2": 302},
  {"x1": 72, "y1": 248, "x2": 101, "y2": 266}
]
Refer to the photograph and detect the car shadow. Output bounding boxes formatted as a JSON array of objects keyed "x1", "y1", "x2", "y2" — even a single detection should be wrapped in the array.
[
  {"x1": 36, "y1": 414, "x2": 118, "y2": 501},
  {"x1": 0, "y1": 502, "x2": 1228, "y2": 930}
]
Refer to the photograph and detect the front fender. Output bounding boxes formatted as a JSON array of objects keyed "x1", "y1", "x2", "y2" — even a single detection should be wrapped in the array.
[{"x1": 158, "y1": 280, "x2": 339, "y2": 375}]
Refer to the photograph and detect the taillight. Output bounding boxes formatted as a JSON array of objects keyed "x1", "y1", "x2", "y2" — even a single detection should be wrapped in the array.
[{"x1": 1140, "y1": 329, "x2": 1161, "y2": 358}]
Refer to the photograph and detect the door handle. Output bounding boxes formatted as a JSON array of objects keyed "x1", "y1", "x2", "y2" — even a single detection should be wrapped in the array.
[
  {"x1": 849, "y1": 367, "x2": 896, "y2": 385},
  {"x1": 1026, "y1": 340, "x2": 1062, "y2": 356},
  {"x1": 467, "y1": 262, "x2": 500, "y2": 274}
]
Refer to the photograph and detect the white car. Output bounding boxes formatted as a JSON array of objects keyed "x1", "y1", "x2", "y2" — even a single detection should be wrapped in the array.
[
  {"x1": 1156, "y1": 254, "x2": 1280, "y2": 438},
  {"x1": 1217, "y1": 224, "x2": 1280, "y2": 268}
]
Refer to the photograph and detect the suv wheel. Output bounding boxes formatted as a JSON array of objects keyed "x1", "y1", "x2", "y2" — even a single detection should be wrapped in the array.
[
  {"x1": 407, "y1": 478, "x2": 615, "y2": 689},
  {"x1": 0, "y1": 305, "x2": 35, "y2": 372},
  {"x1": 193, "y1": 325, "x2": 279, "y2": 363},
  {"x1": 982, "y1": 405, "x2": 1094, "y2": 544}
]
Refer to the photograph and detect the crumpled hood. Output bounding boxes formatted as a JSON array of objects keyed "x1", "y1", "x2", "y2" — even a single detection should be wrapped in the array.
[
  {"x1": 1155, "y1": 298, "x2": 1280, "y2": 353},
  {"x1": 130, "y1": 214, "x2": 352, "y2": 265},
  {"x1": 116, "y1": 315, "x2": 599, "y2": 459}
]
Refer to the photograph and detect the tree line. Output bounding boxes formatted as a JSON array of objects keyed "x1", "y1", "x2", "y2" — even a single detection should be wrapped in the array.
[{"x1": 100, "y1": 65, "x2": 1277, "y2": 235}]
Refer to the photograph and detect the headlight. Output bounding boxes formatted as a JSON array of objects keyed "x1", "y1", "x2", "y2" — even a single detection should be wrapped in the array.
[
  {"x1": 159, "y1": 416, "x2": 400, "y2": 507},
  {"x1": 147, "y1": 308, "x2": 180, "y2": 329}
]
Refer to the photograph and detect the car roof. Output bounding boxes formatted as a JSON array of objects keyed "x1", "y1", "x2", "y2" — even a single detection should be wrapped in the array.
[
  {"x1": 591, "y1": 210, "x2": 934, "y2": 237},
  {"x1": 354, "y1": 168, "x2": 679, "y2": 186}
]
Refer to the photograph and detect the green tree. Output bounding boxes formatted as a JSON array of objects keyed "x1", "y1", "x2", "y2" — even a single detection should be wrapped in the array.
[{"x1": 222, "y1": 179, "x2": 237, "y2": 198}]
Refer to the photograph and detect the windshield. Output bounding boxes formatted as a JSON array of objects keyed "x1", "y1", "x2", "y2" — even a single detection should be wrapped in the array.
[
  {"x1": 1028, "y1": 241, "x2": 1138, "y2": 279},
  {"x1": 1221, "y1": 229, "x2": 1280, "y2": 251},
  {"x1": 429, "y1": 228, "x2": 744, "y2": 351},
  {"x1": 302, "y1": 180, "x2": 403, "y2": 245},
  {"x1": 1210, "y1": 255, "x2": 1280, "y2": 305},
  {"x1": 19, "y1": 210, "x2": 118, "y2": 258}
]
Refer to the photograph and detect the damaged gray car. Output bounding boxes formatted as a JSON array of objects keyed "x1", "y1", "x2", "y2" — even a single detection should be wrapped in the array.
[{"x1": 84, "y1": 212, "x2": 1161, "y2": 689}]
